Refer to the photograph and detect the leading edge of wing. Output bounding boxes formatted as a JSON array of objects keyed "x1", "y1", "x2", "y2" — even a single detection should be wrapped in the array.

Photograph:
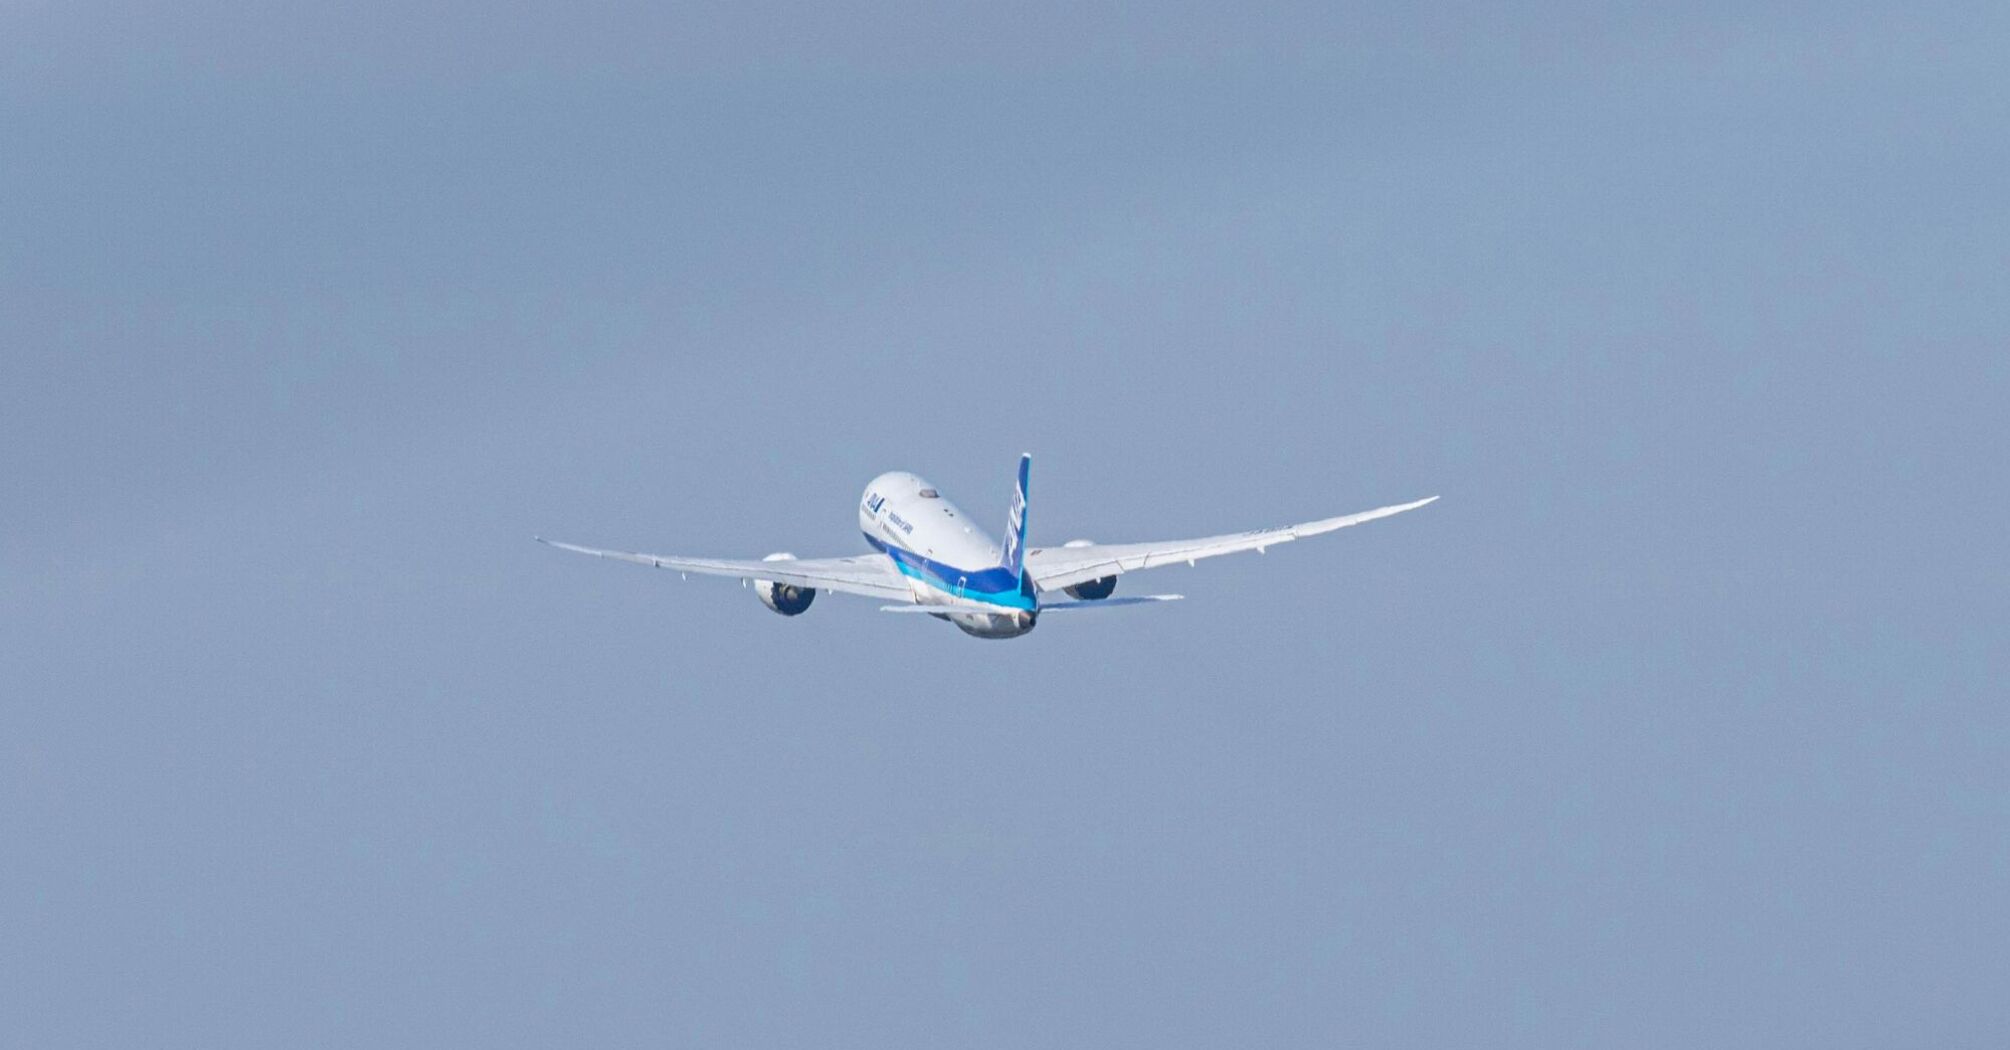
[
  {"x1": 1279, "y1": 494, "x2": 1439, "y2": 539},
  {"x1": 536, "y1": 536, "x2": 912, "y2": 601}
]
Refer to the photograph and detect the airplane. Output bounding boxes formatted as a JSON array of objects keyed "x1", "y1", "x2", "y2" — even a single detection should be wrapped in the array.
[{"x1": 538, "y1": 455, "x2": 1436, "y2": 639}]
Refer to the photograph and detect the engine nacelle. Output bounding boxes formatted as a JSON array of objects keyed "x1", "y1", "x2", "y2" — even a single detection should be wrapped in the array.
[
  {"x1": 754, "y1": 553, "x2": 816, "y2": 616},
  {"x1": 1057, "y1": 541, "x2": 1115, "y2": 600},
  {"x1": 1064, "y1": 575, "x2": 1117, "y2": 601}
]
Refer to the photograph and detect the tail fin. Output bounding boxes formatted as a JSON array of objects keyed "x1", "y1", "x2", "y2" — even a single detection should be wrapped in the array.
[{"x1": 1001, "y1": 453, "x2": 1031, "y2": 580}]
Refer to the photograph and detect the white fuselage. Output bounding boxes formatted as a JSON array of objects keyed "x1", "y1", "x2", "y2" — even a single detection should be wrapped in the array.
[{"x1": 858, "y1": 471, "x2": 1036, "y2": 638}]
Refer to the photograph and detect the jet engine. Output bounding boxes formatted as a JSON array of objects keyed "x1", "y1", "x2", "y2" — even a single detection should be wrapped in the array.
[
  {"x1": 1064, "y1": 575, "x2": 1116, "y2": 601},
  {"x1": 1057, "y1": 540, "x2": 1116, "y2": 600},
  {"x1": 753, "y1": 553, "x2": 816, "y2": 616}
]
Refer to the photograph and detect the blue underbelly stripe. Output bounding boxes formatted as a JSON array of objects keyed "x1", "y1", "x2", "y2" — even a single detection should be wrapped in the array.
[{"x1": 863, "y1": 531, "x2": 1034, "y2": 610}]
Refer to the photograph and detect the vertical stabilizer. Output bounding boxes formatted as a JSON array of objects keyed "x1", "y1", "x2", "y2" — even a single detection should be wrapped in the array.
[{"x1": 1001, "y1": 453, "x2": 1031, "y2": 581}]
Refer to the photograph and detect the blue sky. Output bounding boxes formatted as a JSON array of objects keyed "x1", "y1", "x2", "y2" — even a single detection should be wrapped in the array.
[{"x1": 4, "y1": 3, "x2": 2007, "y2": 1046}]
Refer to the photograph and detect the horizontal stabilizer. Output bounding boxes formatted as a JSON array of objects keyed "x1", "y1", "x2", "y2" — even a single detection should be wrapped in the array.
[{"x1": 1037, "y1": 595, "x2": 1184, "y2": 611}]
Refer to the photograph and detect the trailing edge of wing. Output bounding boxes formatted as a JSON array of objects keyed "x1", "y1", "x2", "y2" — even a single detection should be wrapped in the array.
[
  {"x1": 1024, "y1": 495, "x2": 1439, "y2": 593},
  {"x1": 536, "y1": 536, "x2": 911, "y2": 601}
]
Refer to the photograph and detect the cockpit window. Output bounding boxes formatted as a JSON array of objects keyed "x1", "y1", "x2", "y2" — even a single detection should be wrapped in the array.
[{"x1": 918, "y1": 488, "x2": 939, "y2": 498}]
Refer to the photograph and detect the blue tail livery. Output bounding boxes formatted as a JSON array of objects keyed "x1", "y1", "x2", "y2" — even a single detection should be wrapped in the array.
[{"x1": 1001, "y1": 453, "x2": 1031, "y2": 581}]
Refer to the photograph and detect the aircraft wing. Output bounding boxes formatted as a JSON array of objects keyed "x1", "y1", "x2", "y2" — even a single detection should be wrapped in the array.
[
  {"x1": 536, "y1": 538, "x2": 912, "y2": 601},
  {"x1": 1023, "y1": 495, "x2": 1437, "y2": 594}
]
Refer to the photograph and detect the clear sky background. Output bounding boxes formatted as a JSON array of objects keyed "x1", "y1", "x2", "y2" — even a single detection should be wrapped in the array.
[{"x1": 4, "y1": 3, "x2": 2006, "y2": 1046}]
